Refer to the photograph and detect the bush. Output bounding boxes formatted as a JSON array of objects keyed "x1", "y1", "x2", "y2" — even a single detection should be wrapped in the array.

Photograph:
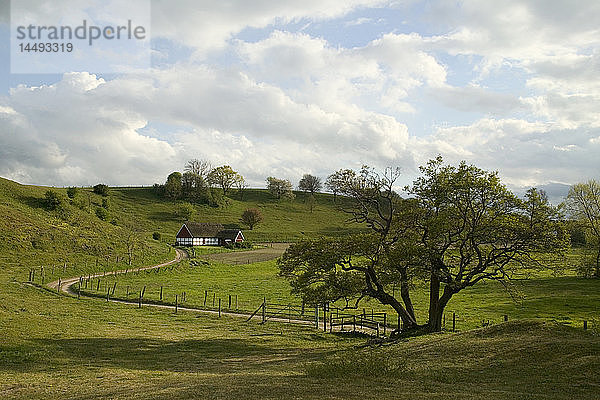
[
  {"x1": 66, "y1": 187, "x2": 78, "y2": 199},
  {"x1": 176, "y1": 203, "x2": 196, "y2": 221},
  {"x1": 44, "y1": 190, "x2": 64, "y2": 210},
  {"x1": 152, "y1": 232, "x2": 161, "y2": 241},
  {"x1": 101, "y1": 198, "x2": 110, "y2": 210},
  {"x1": 95, "y1": 207, "x2": 109, "y2": 221},
  {"x1": 93, "y1": 184, "x2": 109, "y2": 196}
]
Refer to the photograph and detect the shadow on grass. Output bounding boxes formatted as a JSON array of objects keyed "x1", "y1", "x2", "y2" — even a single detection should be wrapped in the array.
[{"x1": 1, "y1": 337, "x2": 322, "y2": 374}]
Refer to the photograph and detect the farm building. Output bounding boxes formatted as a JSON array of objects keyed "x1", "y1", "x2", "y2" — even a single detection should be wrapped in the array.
[{"x1": 175, "y1": 222, "x2": 244, "y2": 246}]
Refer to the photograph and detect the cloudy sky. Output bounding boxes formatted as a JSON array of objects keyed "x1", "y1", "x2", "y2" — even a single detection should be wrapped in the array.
[{"x1": 0, "y1": 0, "x2": 599, "y2": 202}]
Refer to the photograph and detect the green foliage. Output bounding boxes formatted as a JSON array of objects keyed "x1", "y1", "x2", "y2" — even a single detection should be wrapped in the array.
[
  {"x1": 266, "y1": 177, "x2": 295, "y2": 200},
  {"x1": 165, "y1": 172, "x2": 183, "y2": 200},
  {"x1": 95, "y1": 206, "x2": 109, "y2": 221},
  {"x1": 93, "y1": 183, "x2": 109, "y2": 196},
  {"x1": 152, "y1": 231, "x2": 161, "y2": 241},
  {"x1": 66, "y1": 186, "x2": 78, "y2": 199},
  {"x1": 241, "y1": 207, "x2": 263, "y2": 229},
  {"x1": 565, "y1": 180, "x2": 600, "y2": 277},
  {"x1": 101, "y1": 197, "x2": 110, "y2": 210},
  {"x1": 176, "y1": 202, "x2": 196, "y2": 221},
  {"x1": 280, "y1": 158, "x2": 568, "y2": 332},
  {"x1": 207, "y1": 165, "x2": 243, "y2": 196},
  {"x1": 298, "y1": 174, "x2": 322, "y2": 194},
  {"x1": 44, "y1": 190, "x2": 64, "y2": 210}
]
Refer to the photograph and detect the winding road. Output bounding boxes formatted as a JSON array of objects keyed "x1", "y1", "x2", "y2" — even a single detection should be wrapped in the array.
[{"x1": 43, "y1": 245, "x2": 318, "y2": 327}]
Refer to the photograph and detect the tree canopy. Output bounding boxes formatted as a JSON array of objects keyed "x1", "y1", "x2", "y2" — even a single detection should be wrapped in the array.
[
  {"x1": 298, "y1": 174, "x2": 322, "y2": 194},
  {"x1": 278, "y1": 158, "x2": 567, "y2": 333}
]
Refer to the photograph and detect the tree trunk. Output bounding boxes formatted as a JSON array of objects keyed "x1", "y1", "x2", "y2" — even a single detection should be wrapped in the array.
[
  {"x1": 595, "y1": 245, "x2": 600, "y2": 278},
  {"x1": 428, "y1": 270, "x2": 440, "y2": 330},
  {"x1": 400, "y1": 270, "x2": 416, "y2": 321},
  {"x1": 427, "y1": 269, "x2": 454, "y2": 332}
]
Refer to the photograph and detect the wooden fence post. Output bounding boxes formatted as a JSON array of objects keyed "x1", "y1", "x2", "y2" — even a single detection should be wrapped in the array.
[
  {"x1": 235, "y1": 295, "x2": 238, "y2": 310},
  {"x1": 315, "y1": 305, "x2": 319, "y2": 329},
  {"x1": 504, "y1": 315, "x2": 508, "y2": 322},
  {"x1": 376, "y1": 322, "x2": 380, "y2": 337},
  {"x1": 383, "y1": 313, "x2": 387, "y2": 336},
  {"x1": 142, "y1": 286, "x2": 146, "y2": 298},
  {"x1": 97, "y1": 279, "x2": 100, "y2": 291},
  {"x1": 138, "y1": 291, "x2": 142, "y2": 308},
  {"x1": 353, "y1": 315, "x2": 356, "y2": 332},
  {"x1": 112, "y1": 282, "x2": 117, "y2": 296},
  {"x1": 452, "y1": 312, "x2": 456, "y2": 332},
  {"x1": 175, "y1": 295, "x2": 178, "y2": 313},
  {"x1": 126, "y1": 286, "x2": 129, "y2": 297},
  {"x1": 212, "y1": 293, "x2": 215, "y2": 307},
  {"x1": 204, "y1": 290, "x2": 207, "y2": 307},
  {"x1": 160, "y1": 286, "x2": 163, "y2": 301},
  {"x1": 58, "y1": 278, "x2": 61, "y2": 292},
  {"x1": 229, "y1": 295, "x2": 231, "y2": 309},
  {"x1": 218, "y1": 298, "x2": 221, "y2": 317},
  {"x1": 323, "y1": 304, "x2": 327, "y2": 332},
  {"x1": 584, "y1": 320, "x2": 588, "y2": 330}
]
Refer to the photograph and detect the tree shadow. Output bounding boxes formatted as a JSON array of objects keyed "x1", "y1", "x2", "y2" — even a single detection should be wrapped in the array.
[
  {"x1": 18, "y1": 195, "x2": 46, "y2": 210},
  {"x1": 1, "y1": 337, "x2": 321, "y2": 374}
]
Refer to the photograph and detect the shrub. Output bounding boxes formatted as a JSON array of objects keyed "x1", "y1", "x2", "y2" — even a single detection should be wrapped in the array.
[
  {"x1": 66, "y1": 186, "x2": 78, "y2": 199},
  {"x1": 176, "y1": 203, "x2": 196, "y2": 221},
  {"x1": 44, "y1": 190, "x2": 63, "y2": 210},
  {"x1": 152, "y1": 232, "x2": 161, "y2": 241},
  {"x1": 101, "y1": 198, "x2": 110, "y2": 210},
  {"x1": 93, "y1": 184, "x2": 109, "y2": 196},
  {"x1": 95, "y1": 207, "x2": 109, "y2": 221}
]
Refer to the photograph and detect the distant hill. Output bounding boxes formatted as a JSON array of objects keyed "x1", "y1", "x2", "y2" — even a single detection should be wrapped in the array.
[{"x1": 0, "y1": 177, "x2": 359, "y2": 272}]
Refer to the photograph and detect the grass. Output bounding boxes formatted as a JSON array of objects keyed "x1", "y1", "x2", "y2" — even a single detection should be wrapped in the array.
[{"x1": 1, "y1": 177, "x2": 600, "y2": 399}]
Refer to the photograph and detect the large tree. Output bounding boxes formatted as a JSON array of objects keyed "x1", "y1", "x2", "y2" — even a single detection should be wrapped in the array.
[
  {"x1": 279, "y1": 158, "x2": 567, "y2": 332},
  {"x1": 565, "y1": 180, "x2": 600, "y2": 277}
]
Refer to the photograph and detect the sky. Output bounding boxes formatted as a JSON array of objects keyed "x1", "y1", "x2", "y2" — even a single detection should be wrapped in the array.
[{"x1": 0, "y1": 0, "x2": 599, "y2": 203}]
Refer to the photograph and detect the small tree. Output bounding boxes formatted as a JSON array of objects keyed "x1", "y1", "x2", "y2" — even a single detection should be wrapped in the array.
[
  {"x1": 241, "y1": 208, "x2": 263, "y2": 230},
  {"x1": 93, "y1": 184, "x2": 109, "y2": 196},
  {"x1": 564, "y1": 180, "x2": 600, "y2": 278},
  {"x1": 298, "y1": 174, "x2": 322, "y2": 195},
  {"x1": 208, "y1": 165, "x2": 243, "y2": 196},
  {"x1": 267, "y1": 177, "x2": 295, "y2": 200},
  {"x1": 235, "y1": 175, "x2": 247, "y2": 200},
  {"x1": 66, "y1": 187, "x2": 78, "y2": 199}
]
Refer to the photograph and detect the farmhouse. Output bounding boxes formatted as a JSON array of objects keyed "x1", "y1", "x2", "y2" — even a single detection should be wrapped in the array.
[{"x1": 175, "y1": 222, "x2": 244, "y2": 246}]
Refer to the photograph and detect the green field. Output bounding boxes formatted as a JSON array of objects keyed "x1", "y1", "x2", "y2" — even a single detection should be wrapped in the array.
[{"x1": 1, "y1": 177, "x2": 599, "y2": 399}]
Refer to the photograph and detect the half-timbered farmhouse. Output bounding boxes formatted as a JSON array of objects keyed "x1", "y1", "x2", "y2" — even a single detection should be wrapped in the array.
[{"x1": 175, "y1": 222, "x2": 244, "y2": 246}]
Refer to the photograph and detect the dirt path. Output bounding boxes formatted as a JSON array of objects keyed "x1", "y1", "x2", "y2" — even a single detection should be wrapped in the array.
[{"x1": 43, "y1": 245, "x2": 320, "y2": 328}]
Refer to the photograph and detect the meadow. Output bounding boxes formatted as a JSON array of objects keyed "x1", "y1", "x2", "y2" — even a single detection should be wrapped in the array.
[{"x1": 1, "y1": 177, "x2": 599, "y2": 399}]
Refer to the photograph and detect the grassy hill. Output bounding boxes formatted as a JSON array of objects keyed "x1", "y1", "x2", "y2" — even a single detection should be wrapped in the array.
[{"x1": 1, "y1": 177, "x2": 599, "y2": 399}]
